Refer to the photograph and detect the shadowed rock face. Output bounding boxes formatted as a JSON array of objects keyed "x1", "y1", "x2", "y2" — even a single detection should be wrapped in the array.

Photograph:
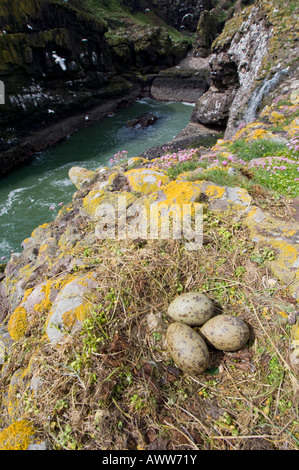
[
  {"x1": 191, "y1": 52, "x2": 239, "y2": 128},
  {"x1": 121, "y1": 0, "x2": 214, "y2": 32}
]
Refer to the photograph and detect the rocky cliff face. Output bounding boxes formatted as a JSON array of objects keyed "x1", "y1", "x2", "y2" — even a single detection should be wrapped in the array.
[
  {"x1": 121, "y1": 0, "x2": 214, "y2": 32},
  {"x1": 191, "y1": 1, "x2": 299, "y2": 138}
]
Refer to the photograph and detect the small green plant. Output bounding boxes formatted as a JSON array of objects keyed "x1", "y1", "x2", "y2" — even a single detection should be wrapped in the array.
[
  {"x1": 130, "y1": 393, "x2": 145, "y2": 411},
  {"x1": 234, "y1": 266, "x2": 246, "y2": 277},
  {"x1": 152, "y1": 331, "x2": 162, "y2": 341},
  {"x1": 166, "y1": 161, "x2": 200, "y2": 179},
  {"x1": 54, "y1": 398, "x2": 69, "y2": 413},
  {"x1": 228, "y1": 138, "x2": 287, "y2": 161},
  {"x1": 250, "y1": 248, "x2": 276, "y2": 265},
  {"x1": 56, "y1": 424, "x2": 81, "y2": 450},
  {"x1": 83, "y1": 248, "x2": 92, "y2": 257},
  {"x1": 267, "y1": 356, "x2": 284, "y2": 386}
]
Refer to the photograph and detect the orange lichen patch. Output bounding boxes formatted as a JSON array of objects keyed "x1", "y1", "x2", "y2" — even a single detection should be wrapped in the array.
[
  {"x1": 245, "y1": 128, "x2": 274, "y2": 141},
  {"x1": 268, "y1": 111, "x2": 285, "y2": 124},
  {"x1": 18, "y1": 263, "x2": 35, "y2": 277},
  {"x1": 263, "y1": 239, "x2": 299, "y2": 299},
  {"x1": 260, "y1": 105, "x2": 271, "y2": 118},
  {"x1": 125, "y1": 168, "x2": 170, "y2": 195},
  {"x1": 133, "y1": 181, "x2": 206, "y2": 234},
  {"x1": 281, "y1": 229, "x2": 297, "y2": 237},
  {"x1": 107, "y1": 171, "x2": 121, "y2": 187},
  {"x1": 4, "y1": 368, "x2": 24, "y2": 419},
  {"x1": 268, "y1": 239, "x2": 298, "y2": 266},
  {"x1": 62, "y1": 302, "x2": 92, "y2": 329},
  {"x1": 151, "y1": 180, "x2": 204, "y2": 206},
  {"x1": 83, "y1": 189, "x2": 137, "y2": 218},
  {"x1": 31, "y1": 223, "x2": 49, "y2": 238},
  {"x1": 44, "y1": 272, "x2": 98, "y2": 342},
  {"x1": 203, "y1": 184, "x2": 226, "y2": 199},
  {"x1": 33, "y1": 280, "x2": 55, "y2": 315},
  {"x1": 8, "y1": 306, "x2": 28, "y2": 340},
  {"x1": 232, "y1": 122, "x2": 267, "y2": 141},
  {"x1": 0, "y1": 420, "x2": 35, "y2": 450}
]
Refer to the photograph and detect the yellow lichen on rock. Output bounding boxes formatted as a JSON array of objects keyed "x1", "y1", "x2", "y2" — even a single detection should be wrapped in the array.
[
  {"x1": 8, "y1": 306, "x2": 28, "y2": 340},
  {"x1": 31, "y1": 223, "x2": 49, "y2": 238},
  {"x1": 268, "y1": 111, "x2": 285, "y2": 124},
  {"x1": 62, "y1": 302, "x2": 92, "y2": 329},
  {"x1": 0, "y1": 420, "x2": 35, "y2": 450},
  {"x1": 264, "y1": 239, "x2": 299, "y2": 299},
  {"x1": 232, "y1": 122, "x2": 267, "y2": 141},
  {"x1": 44, "y1": 272, "x2": 98, "y2": 343},
  {"x1": 83, "y1": 189, "x2": 137, "y2": 218},
  {"x1": 285, "y1": 117, "x2": 299, "y2": 138},
  {"x1": 107, "y1": 171, "x2": 121, "y2": 188},
  {"x1": 151, "y1": 180, "x2": 203, "y2": 207},
  {"x1": 125, "y1": 168, "x2": 170, "y2": 194},
  {"x1": 203, "y1": 184, "x2": 226, "y2": 200},
  {"x1": 245, "y1": 128, "x2": 274, "y2": 141}
]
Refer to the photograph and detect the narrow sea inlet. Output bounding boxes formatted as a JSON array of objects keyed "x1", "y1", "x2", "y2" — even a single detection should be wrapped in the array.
[{"x1": 0, "y1": 99, "x2": 194, "y2": 259}]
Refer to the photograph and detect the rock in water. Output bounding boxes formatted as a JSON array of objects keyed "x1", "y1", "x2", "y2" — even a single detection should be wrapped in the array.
[{"x1": 126, "y1": 113, "x2": 158, "y2": 129}]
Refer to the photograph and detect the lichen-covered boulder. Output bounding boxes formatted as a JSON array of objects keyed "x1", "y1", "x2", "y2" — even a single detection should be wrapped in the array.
[
  {"x1": 243, "y1": 207, "x2": 299, "y2": 300},
  {"x1": 82, "y1": 189, "x2": 137, "y2": 219},
  {"x1": 69, "y1": 167, "x2": 98, "y2": 190},
  {"x1": 124, "y1": 168, "x2": 170, "y2": 195},
  {"x1": 45, "y1": 273, "x2": 99, "y2": 344}
]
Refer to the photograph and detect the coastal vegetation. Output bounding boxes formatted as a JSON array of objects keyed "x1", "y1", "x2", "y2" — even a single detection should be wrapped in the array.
[{"x1": 0, "y1": 0, "x2": 298, "y2": 451}]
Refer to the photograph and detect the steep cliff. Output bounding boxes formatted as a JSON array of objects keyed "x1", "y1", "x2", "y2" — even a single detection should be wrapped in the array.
[
  {"x1": 191, "y1": 0, "x2": 299, "y2": 138},
  {"x1": 0, "y1": 0, "x2": 190, "y2": 175}
]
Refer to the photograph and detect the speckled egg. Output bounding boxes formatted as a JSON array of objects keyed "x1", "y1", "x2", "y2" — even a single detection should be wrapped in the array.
[
  {"x1": 200, "y1": 314, "x2": 250, "y2": 352},
  {"x1": 166, "y1": 322, "x2": 209, "y2": 375},
  {"x1": 167, "y1": 292, "x2": 214, "y2": 326}
]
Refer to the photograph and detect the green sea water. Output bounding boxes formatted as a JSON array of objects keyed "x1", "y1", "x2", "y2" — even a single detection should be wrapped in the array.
[{"x1": 0, "y1": 98, "x2": 194, "y2": 260}]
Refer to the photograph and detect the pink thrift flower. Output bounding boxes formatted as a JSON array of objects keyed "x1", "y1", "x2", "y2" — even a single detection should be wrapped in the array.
[{"x1": 222, "y1": 161, "x2": 228, "y2": 166}]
